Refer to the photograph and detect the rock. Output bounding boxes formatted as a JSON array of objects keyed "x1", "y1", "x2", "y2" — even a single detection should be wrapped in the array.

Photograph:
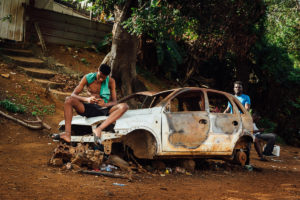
[
  {"x1": 52, "y1": 158, "x2": 63, "y2": 167},
  {"x1": 55, "y1": 63, "x2": 65, "y2": 68},
  {"x1": 180, "y1": 159, "x2": 196, "y2": 172},
  {"x1": 107, "y1": 155, "x2": 130, "y2": 171},
  {"x1": 175, "y1": 166, "x2": 186, "y2": 174},
  {"x1": 66, "y1": 162, "x2": 72, "y2": 170},
  {"x1": 72, "y1": 164, "x2": 81, "y2": 171}
]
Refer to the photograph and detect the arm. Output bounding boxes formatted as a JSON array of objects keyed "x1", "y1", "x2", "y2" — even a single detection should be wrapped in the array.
[
  {"x1": 223, "y1": 101, "x2": 232, "y2": 113},
  {"x1": 223, "y1": 105, "x2": 230, "y2": 113},
  {"x1": 253, "y1": 123, "x2": 264, "y2": 133},
  {"x1": 71, "y1": 76, "x2": 97, "y2": 103},
  {"x1": 245, "y1": 95, "x2": 251, "y2": 111},
  {"x1": 245, "y1": 103, "x2": 250, "y2": 111}
]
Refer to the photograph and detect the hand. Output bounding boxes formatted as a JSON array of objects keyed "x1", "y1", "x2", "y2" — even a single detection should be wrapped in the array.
[
  {"x1": 96, "y1": 98, "x2": 105, "y2": 107},
  {"x1": 86, "y1": 96, "x2": 98, "y2": 104}
]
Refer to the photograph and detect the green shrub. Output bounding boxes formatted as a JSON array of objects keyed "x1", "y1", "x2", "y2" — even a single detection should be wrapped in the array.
[{"x1": 0, "y1": 99, "x2": 26, "y2": 113}]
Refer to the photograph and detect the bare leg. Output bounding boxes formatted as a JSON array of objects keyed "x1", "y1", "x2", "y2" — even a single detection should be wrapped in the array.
[
  {"x1": 58, "y1": 96, "x2": 85, "y2": 142},
  {"x1": 93, "y1": 103, "x2": 128, "y2": 137}
]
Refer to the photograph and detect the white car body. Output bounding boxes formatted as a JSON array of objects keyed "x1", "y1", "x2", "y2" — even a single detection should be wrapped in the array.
[{"x1": 58, "y1": 87, "x2": 253, "y2": 163}]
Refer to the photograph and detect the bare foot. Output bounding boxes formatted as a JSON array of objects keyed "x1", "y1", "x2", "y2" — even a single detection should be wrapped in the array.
[
  {"x1": 92, "y1": 129, "x2": 102, "y2": 144},
  {"x1": 92, "y1": 128, "x2": 102, "y2": 138},
  {"x1": 52, "y1": 132, "x2": 71, "y2": 143}
]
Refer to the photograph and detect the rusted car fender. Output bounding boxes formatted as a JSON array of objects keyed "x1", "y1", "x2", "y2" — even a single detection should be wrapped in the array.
[
  {"x1": 233, "y1": 130, "x2": 254, "y2": 150},
  {"x1": 116, "y1": 127, "x2": 160, "y2": 159}
]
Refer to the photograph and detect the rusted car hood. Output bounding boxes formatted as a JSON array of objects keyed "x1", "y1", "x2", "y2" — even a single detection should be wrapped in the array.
[{"x1": 58, "y1": 107, "x2": 163, "y2": 127}]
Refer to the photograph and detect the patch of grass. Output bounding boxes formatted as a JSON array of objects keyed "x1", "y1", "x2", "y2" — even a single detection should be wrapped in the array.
[
  {"x1": 31, "y1": 104, "x2": 55, "y2": 116},
  {"x1": 0, "y1": 99, "x2": 26, "y2": 113},
  {"x1": 80, "y1": 58, "x2": 89, "y2": 65},
  {"x1": 21, "y1": 95, "x2": 55, "y2": 116},
  {"x1": 0, "y1": 94, "x2": 56, "y2": 117}
]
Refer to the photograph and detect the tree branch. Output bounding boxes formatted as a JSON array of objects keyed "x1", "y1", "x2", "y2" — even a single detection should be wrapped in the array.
[{"x1": 0, "y1": 110, "x2": 51, "y2": 130}]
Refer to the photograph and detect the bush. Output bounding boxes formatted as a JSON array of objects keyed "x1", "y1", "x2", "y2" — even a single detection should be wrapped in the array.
[{"x1": 0, "y1": 99, "x2": 26, "y2": 113}]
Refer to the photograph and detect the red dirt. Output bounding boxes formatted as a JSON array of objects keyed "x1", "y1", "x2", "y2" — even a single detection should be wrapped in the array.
[
  {"x1": 47, "y1": 44, "x2": 106, "y2": 75},
  {"x1": 0, "y1": 48, "x2": 300, "y2": 200}
]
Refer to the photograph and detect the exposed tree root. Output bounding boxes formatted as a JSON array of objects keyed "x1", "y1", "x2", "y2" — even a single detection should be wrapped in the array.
[{"x1": 0, "y1": 110, "x2": 51, "y2": 130}]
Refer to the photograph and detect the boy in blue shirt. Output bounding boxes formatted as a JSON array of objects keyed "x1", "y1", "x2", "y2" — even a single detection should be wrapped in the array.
[
  {"x1": 224, "y1": 81, "x2": 251, "y2": 113},
  {"x1": 224, "y1": 81, "x2": 251, "y2": 166}
]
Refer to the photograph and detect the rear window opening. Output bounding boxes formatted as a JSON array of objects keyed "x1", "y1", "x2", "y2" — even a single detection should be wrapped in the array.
[
  {"x1": 169, "y1": 91, "x2": 205, "y2": 112},
  {"x1": 207, "y1": 92, "x2": 232, "y2": 114}
]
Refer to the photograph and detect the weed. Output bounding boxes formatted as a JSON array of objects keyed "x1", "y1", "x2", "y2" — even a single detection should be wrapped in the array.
[
  {"x1": 35, "y1": 95, "x2": 40, "y2": 101},
  {"x1": 32, "y1": 111, "x2": 37, "y2": 116},
  {"x1": 31, "y1": 104, "x2": 55, "y2": 116},
  {"x1": 2, "y1": 94, "x2": 55, "y2": 117},
  {"x1": 80, "y1": 58, "x2": 89, "y2": 65},
  {"x1": 0, "y1": 14, "x2": 12, "y2": 23},
  {"x1": 0, "y1": 99, "x2": 26, "y2": 113}
]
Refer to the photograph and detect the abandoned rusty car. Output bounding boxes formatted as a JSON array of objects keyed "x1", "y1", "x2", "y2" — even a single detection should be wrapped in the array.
[{"x1": 58, "y1": 87, "x2": 253, "y2": 166}]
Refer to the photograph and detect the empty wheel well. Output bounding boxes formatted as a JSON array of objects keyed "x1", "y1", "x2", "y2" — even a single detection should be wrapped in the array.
[
  {"x1": 121, "y1": 129, "x2": 157, "y2": 159},
  {"x1": 234, "y1": 136, "x2": 253, "y2": 150}
]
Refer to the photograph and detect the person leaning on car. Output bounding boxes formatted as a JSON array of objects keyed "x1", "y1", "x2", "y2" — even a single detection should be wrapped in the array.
[
  {"x1": 223, "y1": 81, "x2": 251, "y2": 165},
  {"x1": 224, "y1": 81, "x2": 251, "y2": 113}
]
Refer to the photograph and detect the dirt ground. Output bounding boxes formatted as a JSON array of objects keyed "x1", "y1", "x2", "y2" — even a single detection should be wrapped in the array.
[
  {"x1": 47, "y1": 44, "x2": 106, "y2": 75},
  {"x1": 0, "y1": 117, "x2": 299, "y2": 200},
  {"x1": 0, "y1": 46, "x2": 300, "y2": 200}
]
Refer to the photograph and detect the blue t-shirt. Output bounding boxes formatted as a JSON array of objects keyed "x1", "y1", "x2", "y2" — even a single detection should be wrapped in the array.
[{"x1": 228, "y1": 94, "x2": 251, "y2": 113}]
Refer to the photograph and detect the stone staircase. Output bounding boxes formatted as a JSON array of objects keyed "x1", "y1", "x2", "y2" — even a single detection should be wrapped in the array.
[{"x1": 0, "y1": 45, "x2": 72, "y2": 101}]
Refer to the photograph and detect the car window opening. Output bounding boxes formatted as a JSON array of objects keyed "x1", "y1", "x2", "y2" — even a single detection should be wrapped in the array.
[
  {"x1": 207, "y1": 92, "x2": 232, "y2": 114},
  {"x1": 169, "y1": 91, "x2": 205, "y2": 112}
]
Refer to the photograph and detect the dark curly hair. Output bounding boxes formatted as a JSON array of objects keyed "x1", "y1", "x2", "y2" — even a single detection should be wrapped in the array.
[{"x1": 98, "y1": 64, "x2": 111, "y2": 75}]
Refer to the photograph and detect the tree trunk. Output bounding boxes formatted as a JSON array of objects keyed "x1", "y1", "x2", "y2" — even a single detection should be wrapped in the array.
[{"x1": 102, "y1": 1, "x2": 139, "y2": 97}]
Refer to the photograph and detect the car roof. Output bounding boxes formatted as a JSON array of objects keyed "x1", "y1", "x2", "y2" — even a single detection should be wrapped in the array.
[{"x1": 120, "y1": 87, "x2": 231, "y2": 101}]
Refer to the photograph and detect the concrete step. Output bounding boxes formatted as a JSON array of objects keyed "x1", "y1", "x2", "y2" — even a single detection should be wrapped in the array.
[
  {"x1": 18, "y1": 67, "x2": 56, "y2": 79},
  {"x1": 6, "y1": 56, "x2": 45, "y2": 68},
  {"x1": 33, "y1": 78, "x2": 65, "y2": 89},
  {"x1": 0, "y1": 48, "x2": 33, "y2": 57},
  {"x1": 50, "y1": 89, "x2": 71, "y2": 101}
]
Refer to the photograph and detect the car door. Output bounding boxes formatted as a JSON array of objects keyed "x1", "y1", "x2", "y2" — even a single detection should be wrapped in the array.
[
  {"x1": 161, "y1": 90, "x2": 210, "y2": 151},
  {"x1": 205, "y1": 91, "x2": 242, "y2": 152}
]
